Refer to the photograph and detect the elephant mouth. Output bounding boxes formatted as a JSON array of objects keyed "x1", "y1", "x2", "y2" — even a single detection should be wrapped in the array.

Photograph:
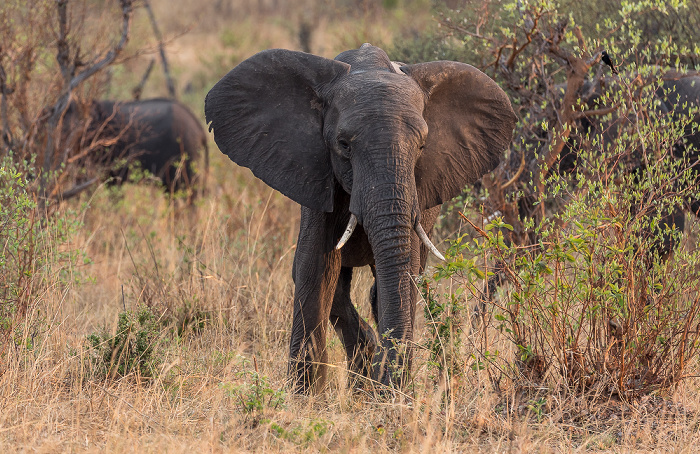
[{"x1": 335, "y1": 213, "x2": 445, "y2": 261}]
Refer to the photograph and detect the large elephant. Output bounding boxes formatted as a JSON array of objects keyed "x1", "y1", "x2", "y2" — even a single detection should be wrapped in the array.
[
  {"x1": 205, "y1": 44, "x2": 516, "y2": 392},
  {"x1": 61, "y1": 98, "x2": 209, "y2": 194}
]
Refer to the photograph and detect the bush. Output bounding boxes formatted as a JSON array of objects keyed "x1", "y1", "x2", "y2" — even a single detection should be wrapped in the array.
[
  {"x1": 0, "y1": 156, "x2": 38, "y2": 329},
  {"x1": 220, "y1": 356, "x2": 286, "y2": 414},
  {"x1": 87, "y1": 305, "x2": 163, "y2": 380},
  {"x1": 426, "y1": 72, "x2": 700, "y2": 400},
  {"x1": 0, "y1": 154, "x2": 82, "y2": 356},
  {"x1": 407, "y1": 0, "x2": 700, "y2": 402}
]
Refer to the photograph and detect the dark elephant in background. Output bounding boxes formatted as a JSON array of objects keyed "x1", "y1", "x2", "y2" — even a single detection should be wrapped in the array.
[
  {"x1": 559, "y1": 71, "x2": 700, "y2": 259},
  {"x1": 205, "y1": 44, "x2": 516, "y2": 392},
  {"x1": 62, "y1": 98, "x2": 209, "y2": 195}
]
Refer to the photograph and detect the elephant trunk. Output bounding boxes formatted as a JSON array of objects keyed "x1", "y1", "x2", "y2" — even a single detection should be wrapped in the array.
[{"x1": 360, "y1": 188, "x2": 418, "y2": 386}]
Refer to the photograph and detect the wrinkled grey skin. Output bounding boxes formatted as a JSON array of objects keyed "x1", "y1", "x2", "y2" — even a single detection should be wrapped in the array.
[
  {"x1": 62, "y1": 98, "x2": 208, "y2": 193},
  {"x1": 205, "y1": 44, "x2": 516, "y2": 392}
]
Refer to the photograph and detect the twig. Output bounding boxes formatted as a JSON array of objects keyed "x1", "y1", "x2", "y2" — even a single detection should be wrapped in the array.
[
  {"x1": 571, "y1": 105, "x2": 619, "y2": 120},
  {"x1": 132, "y1": 58, "x2": 156, "y2": 100},
  {"x1": 142, "y1": 0, "x2": 176, "y2": 98}
]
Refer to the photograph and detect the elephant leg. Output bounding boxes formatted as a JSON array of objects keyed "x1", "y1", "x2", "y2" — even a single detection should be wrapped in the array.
[
  {"x1": 329, "y1": 266, "x2": 378, "y2": 386},
  {"x1": 369, "y1": 265, "x2": 379, "y2": 325},
  {"x1": 289, "y1": 207, "x2": 342, "y2": 393},
  {"x1": 690, "y1": 199, "x2": 700, "y2": 218}
]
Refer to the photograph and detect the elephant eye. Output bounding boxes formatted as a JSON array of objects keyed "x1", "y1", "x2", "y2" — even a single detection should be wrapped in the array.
[{"x1": 337, "y1": 138, "x2": 351, "y2": 156}]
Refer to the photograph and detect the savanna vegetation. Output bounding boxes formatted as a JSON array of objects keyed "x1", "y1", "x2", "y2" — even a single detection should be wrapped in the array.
[{"x1": 2, "y1": 0, "x2": 700, "y2": 451}]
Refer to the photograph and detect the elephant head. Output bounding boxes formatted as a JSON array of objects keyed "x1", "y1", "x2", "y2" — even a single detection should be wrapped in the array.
[{"x1": 205, "y1": 44, "x2": 515, "y2": 391}]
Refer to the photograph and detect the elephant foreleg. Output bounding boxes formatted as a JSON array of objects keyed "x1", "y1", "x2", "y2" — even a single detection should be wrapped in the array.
[
  {"x1": 289, "y1": 208, "x2": 342, "y2": 393},
  {"x1": 329, "y1": 266, "x2": 378, "y2": 387}
]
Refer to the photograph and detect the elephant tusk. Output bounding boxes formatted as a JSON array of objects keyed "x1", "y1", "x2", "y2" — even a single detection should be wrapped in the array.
[
  {"x1": 415, "y1": 223, "x2": 446, "y2": 261},
  {"x1": 335, "y1": 214, "x2": 358, "y2": 250}
]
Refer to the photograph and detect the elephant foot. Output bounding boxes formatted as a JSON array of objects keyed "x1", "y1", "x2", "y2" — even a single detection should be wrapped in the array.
[
  {"x1": 288, "y1": 339, "x2": 329, "y2": 394},
  {"x1": 371, "y1": 338, "x2": 412, "y2": 390},
  {"x1": 346, "y1": 328, "x2": 378, "y2": 390}
]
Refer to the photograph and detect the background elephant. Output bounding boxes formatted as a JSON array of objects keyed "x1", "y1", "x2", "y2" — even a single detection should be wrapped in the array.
[
  {"x1": 205, "y1": 44, "x2": 516, "y2": 392},
  {"x1": 559, "y1": 71, "x2": 700, "y2": 259},
  {"x1": 62, "y1": 98, "x2": 209, "y2": 195}
]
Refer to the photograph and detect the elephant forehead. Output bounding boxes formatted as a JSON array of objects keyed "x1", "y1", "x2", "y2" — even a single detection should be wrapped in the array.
[{"x1": 333, "y1": 73, "x2": 426, "y2": 116}]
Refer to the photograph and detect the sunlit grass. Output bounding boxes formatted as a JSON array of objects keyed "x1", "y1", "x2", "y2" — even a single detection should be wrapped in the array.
[{"x1": 3, "y1": 0, "x2": 700, "y2": 451}]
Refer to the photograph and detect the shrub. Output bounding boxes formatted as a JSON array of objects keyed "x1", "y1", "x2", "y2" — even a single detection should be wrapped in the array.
[
  {"x1": 0, "y1": 154, "x2": 82, "y2": 356},
  {"x1": 426, "y1": 77, "x2": 700, "y2": 399},
  {"x1": 408, "y1": 0, "x2": 700, "y2": 402},
  {"x1": 220, "y1": 356, "x2": 286, "y2": 414},
  {"x1": 87, "y1": 306, "x2": 163, "y2": 380}
]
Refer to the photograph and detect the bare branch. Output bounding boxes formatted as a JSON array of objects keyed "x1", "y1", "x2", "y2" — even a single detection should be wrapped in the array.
[
  {"x1": 51, "y1": 177, "x2": 98, "y2": 201},
  {"x1": 132, "y1": 58, "x2": 156, "y2": 100},
  {"x1": 68, "y1": 0, "x2": 133, "y2": 92},
  {"x1": 143, "y1": 0, "x2": 176, "y2": 98},
  {"x1": 501, "y1": 149, "x2": 526, "y2": 190},
  {"x1": 39, "y1": 0, "x2": 133, "y2": 215},
  {"x1": 56, "y1": 0, "x2": 72, "y2": 84}
]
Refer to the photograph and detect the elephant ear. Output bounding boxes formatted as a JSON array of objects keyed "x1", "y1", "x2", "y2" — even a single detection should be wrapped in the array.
[
  {"x1": 401, "y1": 61, "x2": 516, "y2": 209},
  {"x1": 205, "y1": 49, "x2": 350, "y2": 212}
]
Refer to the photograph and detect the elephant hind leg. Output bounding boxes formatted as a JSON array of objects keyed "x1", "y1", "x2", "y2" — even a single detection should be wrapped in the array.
[{"x1": 330, "y1": 266, "x2": 378, "y2": 387}]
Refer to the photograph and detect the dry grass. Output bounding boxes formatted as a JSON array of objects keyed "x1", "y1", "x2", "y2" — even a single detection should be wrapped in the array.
[
  {"x1": 3, "y1": 1, "x2": 700, "y2": 452},
  {"x1": 3, "y1": 152, "x2": 700, "y2": 452}
]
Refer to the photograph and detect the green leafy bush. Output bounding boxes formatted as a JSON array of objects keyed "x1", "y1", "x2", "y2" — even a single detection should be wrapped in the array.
[
  {"x1": 268, "y1": 418, "x2": 333, "y2": 446},
  {"x1": 1, "y1": 154, "x2": 82, "y2": 352},
  {"x1": 220, "y1": 356, "x2": 286, "y2": 414},
  {"x1": 87, "y1": 306, "x2": 163, "y2": 380},
  {"x1": 0, "y1": 156, "x2": 38, "y2": 331},
  {"x1": 428, "y1": 88, "x2": 700, "y2": 397},
  {"x1": 409, "y1": 0, "x2": 700, "y2": 401}
]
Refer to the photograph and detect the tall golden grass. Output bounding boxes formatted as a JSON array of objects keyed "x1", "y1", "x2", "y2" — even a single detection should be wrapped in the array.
[{"x1": 2, "y1": 0, "x2": 700, "y2": 452}]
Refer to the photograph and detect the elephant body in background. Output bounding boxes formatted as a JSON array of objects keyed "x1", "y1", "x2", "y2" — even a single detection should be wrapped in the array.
[
  {"x1": 63, "y1": 98, "x2": 208, "y2": 194},
  {"x1": 561, "y1": 71, "x2": 700, "y2": 258},
  {"x1": 205, "y1": 44, "x2": 516, "y2": 392}
]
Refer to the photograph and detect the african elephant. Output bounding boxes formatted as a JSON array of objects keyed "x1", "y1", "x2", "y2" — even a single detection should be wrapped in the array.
[
  {"x1": 559, "y1": 71, "x2": 700, "y2": 258},
  {"x1": 62, "y1": 98, "x2": 209, "y2": 194},
  {"x1": 205, "y1": 44, "x2": 516, "y2": 392}
]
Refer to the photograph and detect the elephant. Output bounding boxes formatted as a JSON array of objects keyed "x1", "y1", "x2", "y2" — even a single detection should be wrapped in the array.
[
  {"x1": 559, "y1": 71, "x2": 700, "y2": 259},
  {"x1": 61, "y1": 98, "x2": 209, "y2": 195},
  {"x1": 205, "y1": 43, "x2": 516, "y2": 392}
]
